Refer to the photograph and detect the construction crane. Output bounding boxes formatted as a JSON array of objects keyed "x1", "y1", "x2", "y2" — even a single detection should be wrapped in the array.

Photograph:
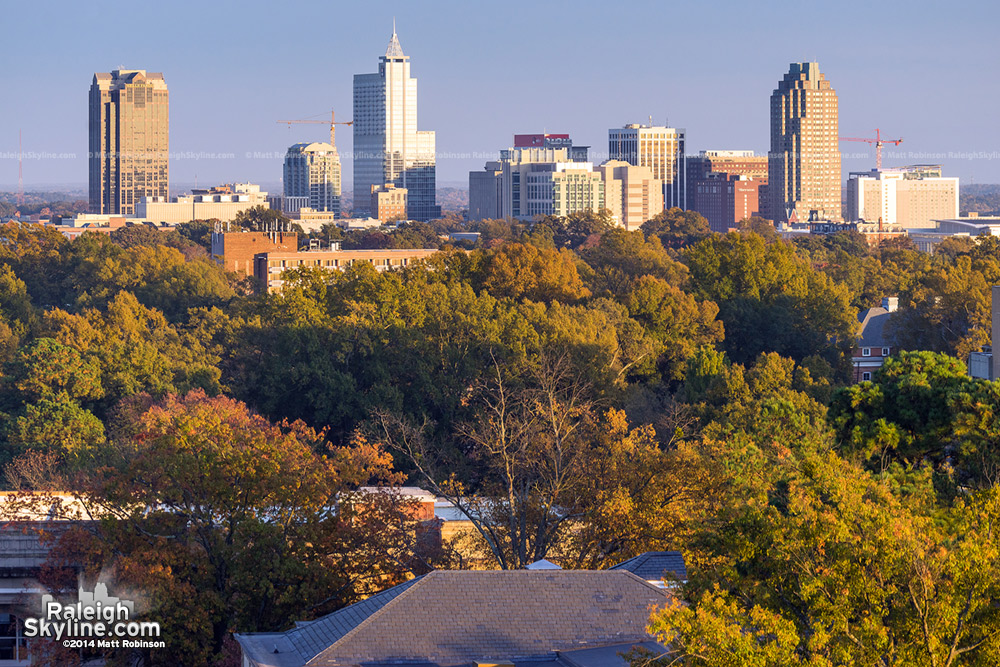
[
  {"x1": 839, "y1": 128, "x2": 902, "y2": 170},
  {"x1": 277, "y1": 109, "x2": 352, "y2": 148}
]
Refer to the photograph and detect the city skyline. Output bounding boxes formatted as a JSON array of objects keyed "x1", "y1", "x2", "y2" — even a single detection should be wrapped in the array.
[{"x1": 2, "y1": 0, "x2": 998, "y2": 190}]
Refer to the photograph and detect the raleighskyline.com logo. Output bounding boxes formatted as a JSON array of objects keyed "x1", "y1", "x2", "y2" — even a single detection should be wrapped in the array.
[{"x1": 24, "y1": 583, "x2": 164, "y2": 649}]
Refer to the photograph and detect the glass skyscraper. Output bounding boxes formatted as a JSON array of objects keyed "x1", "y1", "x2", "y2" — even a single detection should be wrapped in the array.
[{"x1": 353, "y1": 27, "x2": 440, "y2": 221}]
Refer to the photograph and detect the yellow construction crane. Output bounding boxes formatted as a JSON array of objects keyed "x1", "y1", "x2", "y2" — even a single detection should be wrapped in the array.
[{"x1": 277, "y1": 109, "x2": 352, "y2": 148}]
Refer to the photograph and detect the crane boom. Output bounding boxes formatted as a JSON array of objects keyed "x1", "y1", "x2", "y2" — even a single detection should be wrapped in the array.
[
  {"x1": 839, "y1": 128, "x2": 902, "y2": 170},
  {"x1": 277, "y1": 110, "x2": 353, "y2": 147}
]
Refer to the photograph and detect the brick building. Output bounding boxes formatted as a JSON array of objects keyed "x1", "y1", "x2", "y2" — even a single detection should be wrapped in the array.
[
  {"x1": 687, "y1": 151, "x2": 769, "y2": 230},
  {"x1": 690, "y1": 173, "x2": 764, "y2": 233},
  {"x1": 254, "y1": 247, "x2": 438, "y2": 292},
  {"x1": 210, "y1": 231, "x2": 299, "y2": 278}
]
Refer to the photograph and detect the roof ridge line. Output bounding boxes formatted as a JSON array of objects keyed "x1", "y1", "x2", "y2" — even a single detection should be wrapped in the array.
[{"x1": 304, "y1": 573, "x2": 432, "y2": 666}]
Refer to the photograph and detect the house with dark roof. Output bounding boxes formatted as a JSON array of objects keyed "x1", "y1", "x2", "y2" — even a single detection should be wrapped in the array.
[
  {"x1": 234, "y1": 569, "x2": 671, "y2": 667},
  {"x1": 610, "y1": 551, "x2": 687, "y2": 586},
  {"x1": 853, "y1": 297, "x2": 898, "y2": 383}
]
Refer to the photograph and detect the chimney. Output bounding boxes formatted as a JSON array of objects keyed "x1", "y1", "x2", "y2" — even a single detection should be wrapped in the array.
[{"x1": 882, "y1": 296, "x2": 898, "y2": 313}]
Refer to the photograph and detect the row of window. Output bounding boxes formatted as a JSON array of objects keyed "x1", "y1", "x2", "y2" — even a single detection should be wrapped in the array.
[{"x1": 860, "y1": 347, "x2": 890, "y2": 357}]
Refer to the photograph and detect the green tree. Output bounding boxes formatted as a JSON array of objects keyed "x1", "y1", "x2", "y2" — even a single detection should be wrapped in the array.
[
  {"x1": 737, "y1": 215, "x2": 779, "y2": 241},
  {"x1": 579, "y1": 228, "x2": 689, "y2": 299},
  {"x1": 645, "y1": 454, "x2": 1000, "y2": 667},
  {"x1": 624, "y1": 276, "x2": 724, "y2": 382},
  {"x1": 6, "y1": 398, "x2": 106, "y2": 465},
  {"x1": 232, "y1": 205, "x2": 290, "y2": 232},
  {"x1": 684, "y1": 232, "x2": 855, "y2": 368},
  {"x1": 642, "y1": 207, "x2": 712, "y2": 248},
  {"x1": 391, "y1": 221, "x2": 442, "y2": 249},
  {"x1": 888, "y1": 255, "x2": 995, "y2": 359}
]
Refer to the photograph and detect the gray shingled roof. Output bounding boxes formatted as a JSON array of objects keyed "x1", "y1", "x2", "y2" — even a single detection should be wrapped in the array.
[
  {"x1": 276, "y1": 576, "x2": 423, "y2": 664},
  {"x1": 610, "y1": 551, "x2": 687, "y2": 582},
  {"x1": 858, "y1": 307, "x2": 892, "y2": 348},
  {"x1": 236, "y1": 570, "x2": 667, "y2": 667}
]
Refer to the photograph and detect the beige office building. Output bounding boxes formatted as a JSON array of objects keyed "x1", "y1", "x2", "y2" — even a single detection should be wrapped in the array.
[
  {"x1": 596, "y1": 160, "x2": 663, "y2": 230},
  {"x1": 846, "y1": 165, "x2": 958, "y2": 228},
  {"x1": 371, "y1": 183, "x2": 408, "y2": 222},
  {"x1": 524, "y1": 162, "x2": 604, "y2": 218},
  {"x1": 769, "y1": 62, "x2": 841, "y2": 223},
  {"x1": 89, "y1": 69, "x2": 169, "y2": 215},
  {"x1": 608, "y1": 124, "x2": 685, "y2": 209},
  {"x1": 137, "y1": 183, "x2": 269, "y2": 224}
]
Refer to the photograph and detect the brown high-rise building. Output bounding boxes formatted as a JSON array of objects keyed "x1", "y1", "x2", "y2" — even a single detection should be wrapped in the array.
[
  {"x1": 769, "y1": 62, "x2": 840, "y2": 223},
  {"x1": 89, "y1": 69, "x2": 169, "y2": 215}
]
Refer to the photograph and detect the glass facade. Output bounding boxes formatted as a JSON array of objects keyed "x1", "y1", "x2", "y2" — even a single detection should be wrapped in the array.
[
  {"x1": 353, "y1": 30, "x2": 440, "y2": 221},
  {"x1": 284, "y1": 142, "x2": 342, "y2": 215}
]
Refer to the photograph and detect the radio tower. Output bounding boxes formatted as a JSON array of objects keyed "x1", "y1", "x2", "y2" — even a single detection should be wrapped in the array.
[{"x1": 16, "y1": 131, "x2": 24, "y2": 207}]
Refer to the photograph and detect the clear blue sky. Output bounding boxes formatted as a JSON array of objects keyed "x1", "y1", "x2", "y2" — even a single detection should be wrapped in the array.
[{"x1": 2, "y1": 0, "x2": 998, "y2": 192}]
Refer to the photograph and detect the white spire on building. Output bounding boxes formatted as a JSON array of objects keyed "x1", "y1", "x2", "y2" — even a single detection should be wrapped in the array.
[{"x1": 385, "y1": 21, "x2": 405, "y2": 59}]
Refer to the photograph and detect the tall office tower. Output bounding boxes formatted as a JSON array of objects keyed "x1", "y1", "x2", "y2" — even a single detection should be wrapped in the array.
[
  {"x1": 283, "y1": 142, "x2": 342, "y2": 215},
  {"x1": 89, "y1": 69, "x2": 169, "y2": 215},
  {"x1": 353, "y1": 26, "x2": 440, "y2": 221},
  {"x1": 608, "y1": 124, "x2": 685, "y2": 209},
  {"x1": 769, "y1": 62, "x2": 841, "y2": 223}
]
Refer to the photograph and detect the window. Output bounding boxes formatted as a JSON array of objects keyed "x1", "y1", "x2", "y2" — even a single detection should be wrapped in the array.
[
  {"x1": 862, "y1": 348, "x2": 871, "y2": 357},
  {"x1": 882, "y1": 347, "x2": 890, "y2": 356},
  {"x1": 862, "y1": 372, "x2": 872, "y2": 381},
  {"x1": 0, "y1": 614, "x2": 26, "y2": 660}
]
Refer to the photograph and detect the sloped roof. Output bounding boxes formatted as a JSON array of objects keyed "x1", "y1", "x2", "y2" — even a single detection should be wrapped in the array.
[
  {"x1": 857, "y1": 306, "x2": 892, "y2": 348},
  {"x1": 610, "y1": 551, "x2": 687, "y2": 582},
  {"x1": 287, "y1": 576, "x2": 422, "y2": 663},
  {"x1": 558, "y1": 641, "x2": 666, "y2": 667},
  {"x1": 236, "y1": 570, "x2": 667, "y2": 667}
]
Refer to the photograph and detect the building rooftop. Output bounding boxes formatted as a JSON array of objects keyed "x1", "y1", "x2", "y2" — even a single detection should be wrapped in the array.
[
  {"x1": 858, "y1": 307, "x2": 892, "y2": 348},
  {"x1": 235, "y1": 569, "x2": 668, "y2": 667},
  {"x1": 610, "y1": 551, "x2": 687, "y2": 582}
]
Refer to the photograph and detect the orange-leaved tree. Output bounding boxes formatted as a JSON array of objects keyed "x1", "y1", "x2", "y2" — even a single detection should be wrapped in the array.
[{"x1": 43, "y1": 390, "x2": 427, "y2": 666}]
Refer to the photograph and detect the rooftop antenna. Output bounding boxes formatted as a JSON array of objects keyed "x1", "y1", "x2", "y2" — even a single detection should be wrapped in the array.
[{"x1": 648, "y1": 115, "x2": 653, "y2": 127}]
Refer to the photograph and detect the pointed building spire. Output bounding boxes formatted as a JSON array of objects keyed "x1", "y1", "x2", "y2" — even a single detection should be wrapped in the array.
[{"x1": 385, "y1": 20, "x2": 405, "y2": 59}]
